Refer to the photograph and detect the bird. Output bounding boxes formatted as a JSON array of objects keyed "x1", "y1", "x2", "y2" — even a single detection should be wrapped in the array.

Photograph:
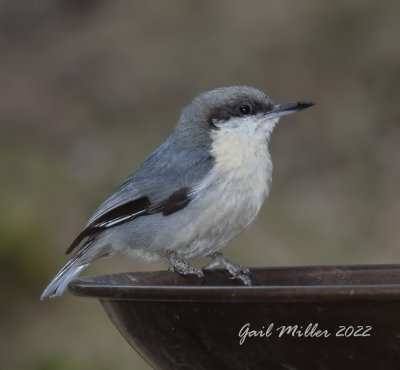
[{"x1": 41, "y1": 86, "x2": 313, "y2": 299}]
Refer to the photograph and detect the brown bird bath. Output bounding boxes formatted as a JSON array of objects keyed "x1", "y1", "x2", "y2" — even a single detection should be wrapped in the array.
[{"x1": 69, "y1": 265, "x2": 400, "y2": 370}]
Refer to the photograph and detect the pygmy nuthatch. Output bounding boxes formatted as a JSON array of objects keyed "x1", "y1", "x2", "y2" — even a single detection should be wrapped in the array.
[{"x1": 41, "y1": 86, "x2": 313, "y2": 299}]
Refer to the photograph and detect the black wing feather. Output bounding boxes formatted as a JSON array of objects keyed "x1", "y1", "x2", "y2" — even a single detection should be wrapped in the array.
[
  {"x1": 162, "y1": 187, "x2": 191, "y2": 216},
  {"x1": 66, "y1": 197, "x2": 150, "y2": 254},
  {"x1": 66, "y1": 189, "x2": 191, "y2": 255}
]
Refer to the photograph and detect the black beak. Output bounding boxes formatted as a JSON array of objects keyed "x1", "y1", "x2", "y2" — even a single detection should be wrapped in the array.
[{"x1": 268, "y1": 102, "x2": 314, "y2": 118}]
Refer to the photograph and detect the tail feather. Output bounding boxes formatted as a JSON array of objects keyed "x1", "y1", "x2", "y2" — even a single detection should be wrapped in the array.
[
  {"x1": 41, "y1": 260, "x2": 88, "y2": 300},
  {"x1": 41, "y1": 240, "x2": 96, "y2": 300}
]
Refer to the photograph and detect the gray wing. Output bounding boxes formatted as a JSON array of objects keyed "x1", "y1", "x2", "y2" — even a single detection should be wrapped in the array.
[{"x1": 66, "y1": 135, "x2": 214, "y2": 254}]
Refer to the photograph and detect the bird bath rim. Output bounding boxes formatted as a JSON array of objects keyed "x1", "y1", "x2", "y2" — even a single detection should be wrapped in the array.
[{"x1": 69, "y1": 264, "x2": 400, "y2": 302}]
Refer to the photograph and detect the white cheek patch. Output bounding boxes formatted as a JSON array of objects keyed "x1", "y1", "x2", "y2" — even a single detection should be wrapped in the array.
[
  {"x1": 214, "y1": 115, "x2": 278, "y2": 135},
  {"x1": 210, "y1": 116, "x2": 278, "y2": 174}
]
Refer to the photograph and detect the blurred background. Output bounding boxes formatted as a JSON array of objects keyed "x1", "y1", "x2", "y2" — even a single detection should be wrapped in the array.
[{"x1": 1, "y1": 1, "x2": 399, "y2": 369}]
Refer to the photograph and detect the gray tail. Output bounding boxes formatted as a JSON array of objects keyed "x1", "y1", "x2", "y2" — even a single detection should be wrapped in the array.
[{"x1": 41, "y1": 241, "x2": 94, "y2": 300}]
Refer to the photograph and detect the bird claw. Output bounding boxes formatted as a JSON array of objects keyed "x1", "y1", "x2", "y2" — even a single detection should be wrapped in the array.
[
  {"x1": 230, "y1": 272, "x2": 252, "y2": 286},
  {"x1": 165, "y1": 250, "x2": 204, "y2": 279},
  {"x1": 204, "y1": 252, "x2": 252, "y2": 286},
  {"x1": 179, "y1": 266, "x2": 204, "y2": 278}
]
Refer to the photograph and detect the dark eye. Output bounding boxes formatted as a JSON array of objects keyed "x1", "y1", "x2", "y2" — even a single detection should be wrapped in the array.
[{"x1": 238, "y1": 104, "x2": 252, "y2": 116}]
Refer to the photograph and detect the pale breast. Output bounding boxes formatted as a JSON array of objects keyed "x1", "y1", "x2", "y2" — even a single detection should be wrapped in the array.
[{"x1": 176, "y1": 127, "x2": 273, "y2": 258}]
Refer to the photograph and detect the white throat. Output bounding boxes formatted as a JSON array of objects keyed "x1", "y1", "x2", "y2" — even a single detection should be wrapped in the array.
[{"x1": 209, "y1": 115, "x2": 277, "y2": 181}]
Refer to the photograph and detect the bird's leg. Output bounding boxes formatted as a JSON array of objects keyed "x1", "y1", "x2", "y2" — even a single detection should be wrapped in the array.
[
  {"x1": 203, "y1": 252, "x2": 252, "y2": 286},
  {"x1": 165, "y1": 250, "x2": 204, "y2": 278}
]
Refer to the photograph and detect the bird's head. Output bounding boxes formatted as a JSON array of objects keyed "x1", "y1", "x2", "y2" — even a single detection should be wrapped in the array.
[{"x1": 176, "y1": 86, "x2": 313, "y2": 148}]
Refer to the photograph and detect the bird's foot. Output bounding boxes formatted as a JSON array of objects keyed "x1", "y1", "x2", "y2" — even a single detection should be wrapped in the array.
[
  {"x1": 204, "y1": 252, "x2": 252, "y2": 286},
  {"x1": 165, "y1": 250, "x2": 204, "y2": 278}
]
